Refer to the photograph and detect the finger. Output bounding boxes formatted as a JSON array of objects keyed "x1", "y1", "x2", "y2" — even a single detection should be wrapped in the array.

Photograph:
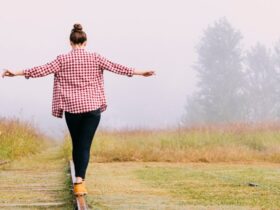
[
  {"x1": 3, "y1": 72, "x2": 13, "y2": 77},
  {"x1": 4, "y1": 70, "x2": 14, "y2": 77},
  {"x1": 1, "y1": 71, "x2": 7, "y2": 78}
]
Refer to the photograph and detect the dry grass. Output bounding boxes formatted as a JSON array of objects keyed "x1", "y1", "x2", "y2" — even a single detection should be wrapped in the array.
[
  {"x1": 0, "y1": 118, "x2": 51, "y2": 161},
  {"x1": 62, "y1": 122, "x2": 280, "y2": 163}
]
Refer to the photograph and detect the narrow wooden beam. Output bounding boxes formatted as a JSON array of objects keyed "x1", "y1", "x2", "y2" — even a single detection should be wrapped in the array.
[{"x1": 69, "y1": 160, "x2": 89, "y2": 210}]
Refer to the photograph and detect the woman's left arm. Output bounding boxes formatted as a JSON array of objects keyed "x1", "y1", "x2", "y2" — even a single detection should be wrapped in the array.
[{"x1": 2, "y1": 56, "x2": 61, "y2": 79}]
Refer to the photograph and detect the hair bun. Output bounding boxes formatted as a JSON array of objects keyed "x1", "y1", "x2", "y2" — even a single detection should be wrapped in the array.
[{"x1": 72, "y1": 23, "x2": 83, "y2": 32}]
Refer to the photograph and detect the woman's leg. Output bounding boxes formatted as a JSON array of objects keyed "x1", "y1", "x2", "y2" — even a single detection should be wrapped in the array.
[
  {"x1": 65, "y1": 112, "x2": 83, "y2": 180},
  {"x1": 76, "y1": 110, "x2": 101, "y2": 179}
]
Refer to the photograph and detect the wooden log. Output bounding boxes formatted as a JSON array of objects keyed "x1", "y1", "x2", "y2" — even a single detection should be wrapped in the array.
[{"x1": 70, "y1": 160, "x2": 89, "y2": 210}]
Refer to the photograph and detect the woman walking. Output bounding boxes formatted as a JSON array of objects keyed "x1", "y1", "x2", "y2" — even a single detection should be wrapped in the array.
[{"x1": 2, "y1": 23, "x2": 155, "y2": 195}]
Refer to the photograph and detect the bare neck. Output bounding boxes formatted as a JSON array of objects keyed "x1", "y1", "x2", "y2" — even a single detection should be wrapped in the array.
[{"x1": 72, "y1": 45, "x2": 86, "y2": 49}]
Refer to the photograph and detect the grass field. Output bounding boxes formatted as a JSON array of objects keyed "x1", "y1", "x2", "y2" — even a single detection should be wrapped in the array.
[
  {"x1": 0, "y1": 118, "x2": 51, "y2": 161},
  {"x1": 85, "y1": 162, "x2": 280, "y2": 210},
  {"x1": 60, "y1": 123, "x2": 280, "y2": 209},
  {"x1": 63, "y1": 122, "x2": 280, "y2": 163}
]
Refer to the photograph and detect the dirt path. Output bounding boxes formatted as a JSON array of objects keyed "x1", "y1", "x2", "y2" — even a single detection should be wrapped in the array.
[{"x1": 0, "y1": 146, "x2": 72, "y2": 209}]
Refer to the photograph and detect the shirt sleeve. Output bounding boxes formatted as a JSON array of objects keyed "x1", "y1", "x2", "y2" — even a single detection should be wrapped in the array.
[
  {"x1": 23, "y1": 56, "x2": 61, "y2": 79},
  {"x1": 96, "y1": 53, "x2": 135, "y2": 77}
]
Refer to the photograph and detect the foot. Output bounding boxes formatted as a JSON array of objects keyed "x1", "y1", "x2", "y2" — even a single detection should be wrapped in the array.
[{"x1": 73, "y1": 182, "x2": 88, "y2": 195}]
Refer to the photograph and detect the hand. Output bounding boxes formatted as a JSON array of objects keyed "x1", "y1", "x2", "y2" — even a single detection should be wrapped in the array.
[
  {"x1": 142, "y1": 71, "x2": 156, "y2": 77},
  {"x1": 2, "y1": 69, "x2": 16, "y2": 78}
]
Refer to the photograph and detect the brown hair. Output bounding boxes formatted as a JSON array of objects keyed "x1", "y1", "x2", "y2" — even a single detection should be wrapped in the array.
[{"x1": 70, "y1": 23, "x2": 87, "y2": 44}]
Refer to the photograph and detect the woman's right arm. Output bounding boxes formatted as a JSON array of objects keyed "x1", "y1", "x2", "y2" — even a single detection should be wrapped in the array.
[
  {"x1": 2, "y1": 70, "x2": 24, "y2": 77},
  {"x1": 2, "y1": 56, "x2": 61, "y2": 79}
]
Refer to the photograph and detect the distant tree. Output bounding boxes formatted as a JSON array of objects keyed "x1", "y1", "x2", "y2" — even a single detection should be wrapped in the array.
[
  {"x1": 244, "y1": 43, "x2": 278, "y2": 121},
  {"x1": 183, "y1": 94, "x2": 205, "y2": 125},
  {"x1": 185, "y1": 18, "x2": 245, "y2": 124},
  {"x1": 269, "y1": 41, "x2": 280, "y2": 119}
]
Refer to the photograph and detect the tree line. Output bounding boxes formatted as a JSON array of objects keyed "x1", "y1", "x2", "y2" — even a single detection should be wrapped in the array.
[{"x1": 184, "y1": 18, "x2": 280, "y2": 125}]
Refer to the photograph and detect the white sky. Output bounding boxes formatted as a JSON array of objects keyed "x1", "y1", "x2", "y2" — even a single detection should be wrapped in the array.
[{"x1": 1, "y1": 0, "x2": 280, "y2": 139}]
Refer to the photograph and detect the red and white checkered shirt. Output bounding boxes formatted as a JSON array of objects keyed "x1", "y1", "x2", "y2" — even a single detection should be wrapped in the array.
[{"x1": 23, "y1": 48, "x2": 135, "y2": 118}]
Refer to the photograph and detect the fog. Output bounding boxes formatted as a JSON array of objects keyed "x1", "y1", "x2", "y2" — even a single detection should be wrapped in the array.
[{"x1": 1, "y1": 0, "x2": 280, "y2": 139}]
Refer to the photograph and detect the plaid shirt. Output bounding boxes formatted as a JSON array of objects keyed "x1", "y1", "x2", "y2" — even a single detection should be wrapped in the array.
[{"x1": 23, "y1": 48, "x2": 135, "y2": 118}]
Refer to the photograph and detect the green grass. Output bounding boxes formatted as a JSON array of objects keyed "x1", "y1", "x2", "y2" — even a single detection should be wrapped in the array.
[
  {"x1": 83, "y1": 162, "x2": 280, "y2": 209},
  {"x1": 135, "y1": 164, "x2": 280, "y2": 209},
  {"x1": 0, "y1": 118, "x2": 51, "y2": 161}
]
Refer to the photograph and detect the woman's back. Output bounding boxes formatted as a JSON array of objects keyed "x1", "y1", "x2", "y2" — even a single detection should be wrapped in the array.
[{"x1": 58, "y1": 49, "x2": 102, "y2": 91}]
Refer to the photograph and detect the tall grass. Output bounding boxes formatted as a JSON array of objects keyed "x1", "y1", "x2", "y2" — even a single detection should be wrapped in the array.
[
  {"x1": 0, "y1": 118, "x2": 50, "y2": 161},
  {"x1": 62, "y1": 123, "x2": 280, "y2": 163}
]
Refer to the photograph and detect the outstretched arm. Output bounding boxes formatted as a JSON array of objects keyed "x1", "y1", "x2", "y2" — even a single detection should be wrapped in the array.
[
  {"x1": 2, "y1": 70, "x2": 24, "y2": 77},
  {"x1": 133, "y1": 70, "x2": 155, "y2": 77},
  {"x1": 97, "y1": 54, "x2": 155, "y2": 77},
  {"x1": 2, "y1": 56, "x2": 61, "y2": 79}
]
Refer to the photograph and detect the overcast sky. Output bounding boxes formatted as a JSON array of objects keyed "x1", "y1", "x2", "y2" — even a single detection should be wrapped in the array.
[{"x1": 1, "y1": 0, "x2": 280, "y2": 139}]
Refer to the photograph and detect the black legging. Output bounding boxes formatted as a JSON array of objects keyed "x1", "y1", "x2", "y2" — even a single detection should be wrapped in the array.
[{"x1": 65, "y1": 108, "x2": 101, "y2": 179}]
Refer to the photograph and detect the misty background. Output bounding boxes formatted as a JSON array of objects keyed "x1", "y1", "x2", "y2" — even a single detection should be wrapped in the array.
[{"x1": 1, "y1": 0, "x2": 280, "y2": 140}]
